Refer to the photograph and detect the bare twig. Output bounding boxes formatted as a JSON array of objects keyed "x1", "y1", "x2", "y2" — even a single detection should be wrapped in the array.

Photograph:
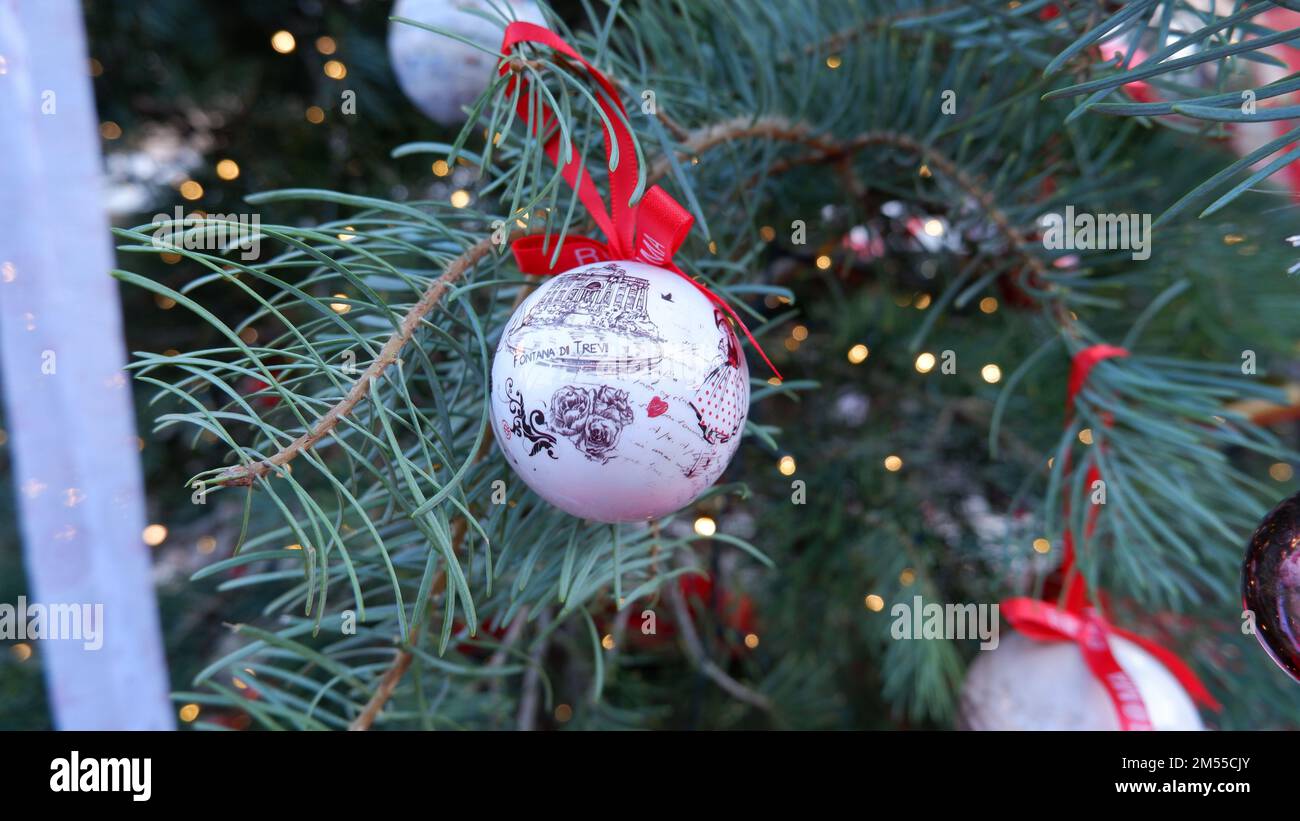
[
  {"x1": 516, "y1": 609, "x2": 553, "y2": 730},
  {"x1": 666, "y1": 563, "x2": 772, "y2": 712},
  {"x1": 347, "y1": 643, "x2": 416, "y2": 731},
  {"x1": 348, "y1": 518, "x2": 464, "y2": 730}
]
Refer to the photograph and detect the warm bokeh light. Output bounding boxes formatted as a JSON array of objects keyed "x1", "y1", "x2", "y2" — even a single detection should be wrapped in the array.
[
  {"x1": 432, "y1": 159, "x2": 450, "y2": 177},
  {"x1": 271, "y1": 30, "x2": 296, "y2": 54},
  {"x1": 178, "y1": 180, "x2": 203, "y2": 201},
  {"x1": 323, "y1": 60, "x2": 347, "y2": 79},
  {"x1": 554, "y1": 704, "x2": 573, "y2": 722},
  {"x1": 914, "y1": 352, "x2": 936, "y2": 373},
  {"x1": 883, "y1": 455, "x2": 903, "y2": 472},
  {"x1": 778, "y1": 455, "x2": 796, "y2": 476},
  {"x1": 923, "y1": 218, "x2": 944, "y2": 236},
  {"x1": 315, "y1": 36, "x2": 337, "y2": 55},
  {"x1": 981, "y1": 364, "x2": 1002, "y2": 384},
  {"x1": 979, "y1": 296, "x2": 999, "y2": 314},
  {"x1": 826, "y1": 55, "x2": 842, "y2": 69},
  {"x1": 601, "y1": 634, "x2": 615, "y2": 650},
  {"x1": 1078, "y1": 428, "x2": 1093, "y2": 445},
  {"x1": 744, "y1": 633, "x2": 760, "y2": 648},
  {"x1": 1033, "y1": 538, "x2": 1051, "y2": 554},
  {"x1": 792, "y1": 324, "x2": 809, "y2": 341},
  {"x1": 99, "y1": 121, "x2": 121, "y2": 140},
  {"x1": 216, "y1": 159, "x2": 240, "y2": 180},
  {"x1": 330, "y1": 294, "x2": 351, "y2": 314},
  {"x1": 450, "y1": 189, "x2": 471, "y2": 208},
  {"x1": 847, "y1": 343, "x2": 869, "y2": 364},
  {"x1": 305, "y1": 105, "x2": 325, "y2": 124},
  {"x1": 1270, "y1": 462, "x2": 1293, "y2": 482},
  {"x1": 864, "y1": 594, "x2": 884, "y2": 612},
  {"x1": 899, "y1": 569, "x2": 916, "y2": 586},
  {"x1": 815, "y1": 254, "x2": 832, "y2": 270},
  {"x1": 693, "y1": 516, "x2": 717, "y2": 537},
  {"x1": 179, "y1": 703, "x2": 200, "y2": 722},
  {"x1": 142, "y1": 524, "x2": 167, "y2": 546}
]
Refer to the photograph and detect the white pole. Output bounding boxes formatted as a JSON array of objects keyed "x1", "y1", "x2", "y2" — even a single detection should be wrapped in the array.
[{"x1": 0, "y1": 0, "x2": 173, "y2": 729}]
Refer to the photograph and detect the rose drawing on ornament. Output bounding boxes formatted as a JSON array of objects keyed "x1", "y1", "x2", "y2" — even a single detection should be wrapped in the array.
[
  {"x1": 505, "y1": 378, "x2": 557, "y2": 459},
  {"x1": 689, "y1": 310, "x2": 746, "y2": 445},
  {"x1": 549, "y1": 384, "x2": 635, "y2": 463}
]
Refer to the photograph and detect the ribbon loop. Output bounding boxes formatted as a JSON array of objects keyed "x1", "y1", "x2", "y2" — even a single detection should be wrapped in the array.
[{"x1": 498, "y1": 22, "x2": 781, "y2": 380}]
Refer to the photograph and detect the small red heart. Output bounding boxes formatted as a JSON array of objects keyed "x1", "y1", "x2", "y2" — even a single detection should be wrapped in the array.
[{"x1": 647, "y1": 396, "x2": 668, "y2": 418}]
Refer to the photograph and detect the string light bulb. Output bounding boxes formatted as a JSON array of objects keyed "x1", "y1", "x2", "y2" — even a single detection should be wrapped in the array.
[{"x1": 271, "y1": 30, "x2": 296, "y2": 54}]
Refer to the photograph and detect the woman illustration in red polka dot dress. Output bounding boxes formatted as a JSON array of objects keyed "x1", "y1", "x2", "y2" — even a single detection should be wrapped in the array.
[{"x1": 690, "y1": 311, "x2": 745, "y2": 444}]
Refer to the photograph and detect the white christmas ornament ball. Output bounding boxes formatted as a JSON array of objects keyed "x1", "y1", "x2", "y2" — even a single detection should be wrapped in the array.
[
  {"x1": 959, "y1": 631, "x2": 1204, "y2": 731},
  {"x1": 490, "y1": 260, "x2": 750, "y2": 522},
  {"x1": 388, "y1": 0, "x2": 546, "y2": 126}
]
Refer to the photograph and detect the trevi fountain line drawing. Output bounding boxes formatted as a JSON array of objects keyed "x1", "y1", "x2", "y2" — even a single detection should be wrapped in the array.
[{"x1": 506, "y1": 263, "x2": 666, "y2": 374}]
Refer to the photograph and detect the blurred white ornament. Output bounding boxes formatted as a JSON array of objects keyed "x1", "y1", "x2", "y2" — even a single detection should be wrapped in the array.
[
  {"x1": 832, "y1": 390, "x2": 869, "y2": 426},
  {"x1": 490, "y1": 260, "x2": 749, "y2": 522},
  {"x1": 388, "y1": 0, "x2": 546, "y2": 126},
  {"x1": 960, "y1": 631, "x2": 1204, "y2": 731}
]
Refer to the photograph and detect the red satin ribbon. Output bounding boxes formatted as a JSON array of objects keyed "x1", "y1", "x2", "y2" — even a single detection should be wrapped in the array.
[
  {"x1": 1059, "y1": 343, "x2": 1130, "y2": 610},
  {"x1": 1260, "y1": 8, "x2": 1300, "y2": 201},
  {"x1": 499, "y1": 22, "x2": 781, "y2": 380},
  {"x1": 1000, "y1": 343, "x2": 1219, "y2": 730}
]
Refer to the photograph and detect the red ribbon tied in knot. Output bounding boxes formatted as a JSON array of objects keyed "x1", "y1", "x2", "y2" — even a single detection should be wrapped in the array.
[
  {"x1": 1001, "y1": 599, "x2": 1219, "y2": 730},
  {"x1": 999, "y1": 343, "x2": 1219, "y2": 729},
  {"x1": 498, "y1": 22, "x2": 780, "y2": 380}
]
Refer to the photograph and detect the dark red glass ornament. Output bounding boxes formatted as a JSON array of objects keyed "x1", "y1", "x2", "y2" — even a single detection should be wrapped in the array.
[{"x1": 1242, "y1": 491, "x2": 1300, "y2": 683}]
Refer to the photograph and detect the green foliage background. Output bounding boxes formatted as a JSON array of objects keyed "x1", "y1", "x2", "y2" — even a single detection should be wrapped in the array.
[{"x1": 4, "y1": 0, "x2": 1300, "y2": 730}]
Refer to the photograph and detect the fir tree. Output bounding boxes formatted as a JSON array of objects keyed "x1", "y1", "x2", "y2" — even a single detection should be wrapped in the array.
[{"x1": 111, "y1": 0, "x2": 1300, "y2": 730}]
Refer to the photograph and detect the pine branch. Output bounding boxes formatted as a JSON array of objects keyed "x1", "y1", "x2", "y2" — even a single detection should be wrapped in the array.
[
  {"x1": 213, "y1": 230, "x2": 529, "y2": 488},
  {"x1": 650, "y1": 115, "x2": 1056, "y2": 310}
]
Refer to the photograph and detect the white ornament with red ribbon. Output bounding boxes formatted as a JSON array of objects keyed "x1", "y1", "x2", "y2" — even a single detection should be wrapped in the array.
[
  {"x1": 959, "y1": 630, "x2": 1204, "y2": 731},
  {"x1": 490, "y1": 260, "x2": 749, "y2": 522}
]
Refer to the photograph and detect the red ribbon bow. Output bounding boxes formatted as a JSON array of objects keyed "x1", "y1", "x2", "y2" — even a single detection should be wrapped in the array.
[
  {"x1": 498, "y1": 22, "x2": 780, "y2": 380},
  {"x1": 999, "y1": 343, "x2": 1219, "y2": 730}
]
